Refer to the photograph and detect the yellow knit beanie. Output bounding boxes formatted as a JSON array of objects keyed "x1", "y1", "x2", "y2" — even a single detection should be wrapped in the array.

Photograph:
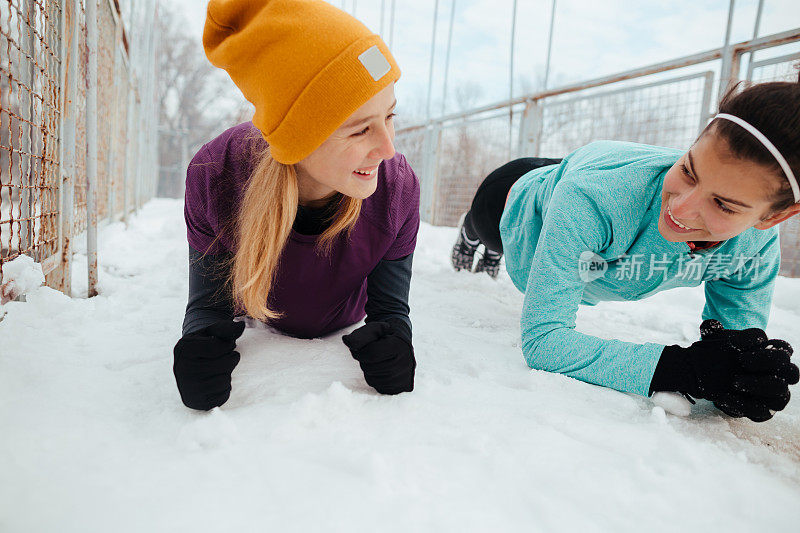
[{"x1": 203, "y1": 0, "x2": 401, "y2": 164}]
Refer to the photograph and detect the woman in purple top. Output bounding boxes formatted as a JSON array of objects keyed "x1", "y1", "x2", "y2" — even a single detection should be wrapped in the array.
[{"x1": 173, "y1": 0, "x2": 420, "y2": 410}]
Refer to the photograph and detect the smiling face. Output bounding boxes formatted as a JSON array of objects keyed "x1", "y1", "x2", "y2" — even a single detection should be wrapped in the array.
[
  {"x1": 657, "y1": 131, "x2": 798, "y2": 243},
  {"x1": 294, "y1": 83, "x2": 397, "y2": 206}
]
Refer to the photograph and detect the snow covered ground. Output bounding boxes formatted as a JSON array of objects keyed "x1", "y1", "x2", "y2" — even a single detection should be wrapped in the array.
[{"x1": 2, "y1": 198, "x2": 800, "y2": 532}]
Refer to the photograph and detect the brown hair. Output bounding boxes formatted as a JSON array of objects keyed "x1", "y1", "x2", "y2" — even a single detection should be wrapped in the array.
[
  {"x1": 703, "y1": 67, "x2": 800, "y2": 213},
  {"x1": 230, "y1": 131, "x2": 362, "y2": 321}
]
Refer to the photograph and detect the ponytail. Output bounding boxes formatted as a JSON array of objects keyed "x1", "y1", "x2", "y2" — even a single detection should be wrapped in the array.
[{"x1": 231, "y1": 135, "x2": 362, "y2": 321}]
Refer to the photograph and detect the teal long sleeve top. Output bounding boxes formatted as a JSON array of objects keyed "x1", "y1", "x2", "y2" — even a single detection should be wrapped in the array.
[{"x1": 499, "y1": 141, "x2": 781, "y2": 396}]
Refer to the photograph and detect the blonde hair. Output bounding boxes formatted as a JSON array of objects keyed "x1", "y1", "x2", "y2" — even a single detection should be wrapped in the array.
[{"x1": 231, "y1": 138, "x2": 362, "y2": 321}]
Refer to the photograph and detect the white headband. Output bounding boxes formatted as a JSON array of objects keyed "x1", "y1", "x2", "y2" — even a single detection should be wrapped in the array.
[{"x1": 714, "y1": 113, "x2": 799, "y2": 203}]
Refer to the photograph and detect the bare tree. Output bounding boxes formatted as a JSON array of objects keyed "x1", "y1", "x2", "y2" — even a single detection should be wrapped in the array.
[
  {"x1": 156, "y1": 5, "x2": 251, "y2": 198},
  {"x1": 453, "y1": 82, "x2": 484, "y2": 112}
]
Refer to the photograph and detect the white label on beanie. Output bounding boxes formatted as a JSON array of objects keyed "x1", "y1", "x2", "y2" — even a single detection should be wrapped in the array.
[{"x1": 358, "y1": 46, "x2": 391, "y2": 81}]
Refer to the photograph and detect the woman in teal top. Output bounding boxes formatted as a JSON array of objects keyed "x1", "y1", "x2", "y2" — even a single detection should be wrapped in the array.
[{"x1": 452, "y1": 79, "x2": 800, "y2": 422}]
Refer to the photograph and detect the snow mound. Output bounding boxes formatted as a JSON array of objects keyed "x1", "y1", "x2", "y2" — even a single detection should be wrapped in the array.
[{"x1": 1, "y1": 254, "x2": 44, "y2": 305}]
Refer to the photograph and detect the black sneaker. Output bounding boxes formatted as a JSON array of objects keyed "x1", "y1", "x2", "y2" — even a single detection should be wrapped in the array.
[
  {"x1": 451, "y1": 216, "x2": 479, "y2": 271},
  {"x1": 474, "y1": 249, "x2": 502, "y2": 279}
]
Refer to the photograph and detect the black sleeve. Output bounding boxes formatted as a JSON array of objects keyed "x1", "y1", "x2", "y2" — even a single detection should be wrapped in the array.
[
  {"x1": 182, "y1": 246, "x2": 236, "y2": 336},
  {"x1": 364, "y1": 253, "x2": 414, "y2": 343}
]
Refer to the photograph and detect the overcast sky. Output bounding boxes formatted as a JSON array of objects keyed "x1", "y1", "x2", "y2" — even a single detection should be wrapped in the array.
[{"x1": 167, "y1": 0, "x2": 799, "y2": 124}]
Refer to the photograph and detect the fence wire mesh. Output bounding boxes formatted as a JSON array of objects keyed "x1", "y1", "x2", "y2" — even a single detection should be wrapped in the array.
[
  {"x1": 395, "y1": 110, "x2": 525, "y2": 227},
  {"x1": 538, "y1": 72, "x2": 712, "y2": 156},
  {"x1": 749, "y1": 53, "x2": 800, "y2": 84},
  {"x1": 0, "y1": 0, "x2": 158, "y2": 293},
  {"x1": 434, "y1": 110, "x2": 524, "y2": 227},
  {"x1": 0, "y1": 0, "x2": 62, "y2": 275},
  {"x1": 398, "y1": 71, "x2": 713, "y2": 228}
]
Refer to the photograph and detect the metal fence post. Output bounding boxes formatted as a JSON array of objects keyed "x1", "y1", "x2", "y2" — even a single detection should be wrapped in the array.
[
  {"x1": 135, "y1": 94, "x2": 143, "y2": 211},
  {"x1": 18, "y1": 0, "x2": 36, "y2": 255},
  {"x1": 180, "y1": 130, "x2": 189, "y2": 199},
  {"x1": 46, "y1": 0, "x2": 69, "y2": 292},
  {"x1": 697, "y1": 71, "x2": 715, "y2": 136},
  {"x1": 517, "y1": 99, "x2": 543, "y2": 157},
  {"x1": 718, "y1": 0, "x2": 736, "y2": 100},
  {"x1": 146, "y1": 0, "x2": 158, "y2": 204},
  {"x1": 122, "y1": 74, "x2": 133, "y2": 224},
  {"x1": 418, "y1": 124, "x2": 437, "y2": 223},
  {"x1": 85, "y1": 0, "x2": 98, "y2": 297},
  {"x1": 431, "y1": 125, "x2": 443, "y2": 225},
  {"x1": 106, "y1": 17, "x2": 121, "y2": 223},
  {"x1": 57, "y1": 0, "x2": 81, "y2": 296}
]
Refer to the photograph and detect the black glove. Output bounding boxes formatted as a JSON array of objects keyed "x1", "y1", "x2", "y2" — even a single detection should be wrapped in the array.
[
  {"x1": 651, "y1": 320, "x2": 798, "y2": 422},
  {"x1": 699, "y1": 319, "x2": 765, "y2": 348},
  {"x1": 173, "y1": 320, "x2": 246, "y2": 411},
  {"x1": 342, "y1": 320, "x2": 415, "y2": 395}
]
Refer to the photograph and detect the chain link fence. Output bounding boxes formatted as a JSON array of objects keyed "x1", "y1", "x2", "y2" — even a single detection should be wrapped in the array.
[
  {"x1": 1, "y1": 0, "x2": 62, "y2": 278},
  {"x1": 395, "y1": 29, "x2": 800, "y2": 277},
  {"x1": 395, "y1": 70, "x2": 719, "y2": 228},
  {"x1": 536, "y1": 72, "x2": 713, "y2": 158},
  {"x1": 0, "y1": 0, "x2": 158, "y2": 295}
]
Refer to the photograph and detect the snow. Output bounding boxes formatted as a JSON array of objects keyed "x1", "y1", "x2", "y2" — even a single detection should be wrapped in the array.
[
  {"x1": 651, "y1": 391, "x2": 693, "y2": 417},
  {"x1": 0, "y1": 253, "x2": 45, "y2": 306},
  {"x1": 1, "y1": 198, "x2": 799, "y2": 532}
]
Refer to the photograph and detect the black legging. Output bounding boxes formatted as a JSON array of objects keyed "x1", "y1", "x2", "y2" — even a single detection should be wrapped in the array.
[{"x1": 463, "y1": 157, "x2": 562, "y2": 253}]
